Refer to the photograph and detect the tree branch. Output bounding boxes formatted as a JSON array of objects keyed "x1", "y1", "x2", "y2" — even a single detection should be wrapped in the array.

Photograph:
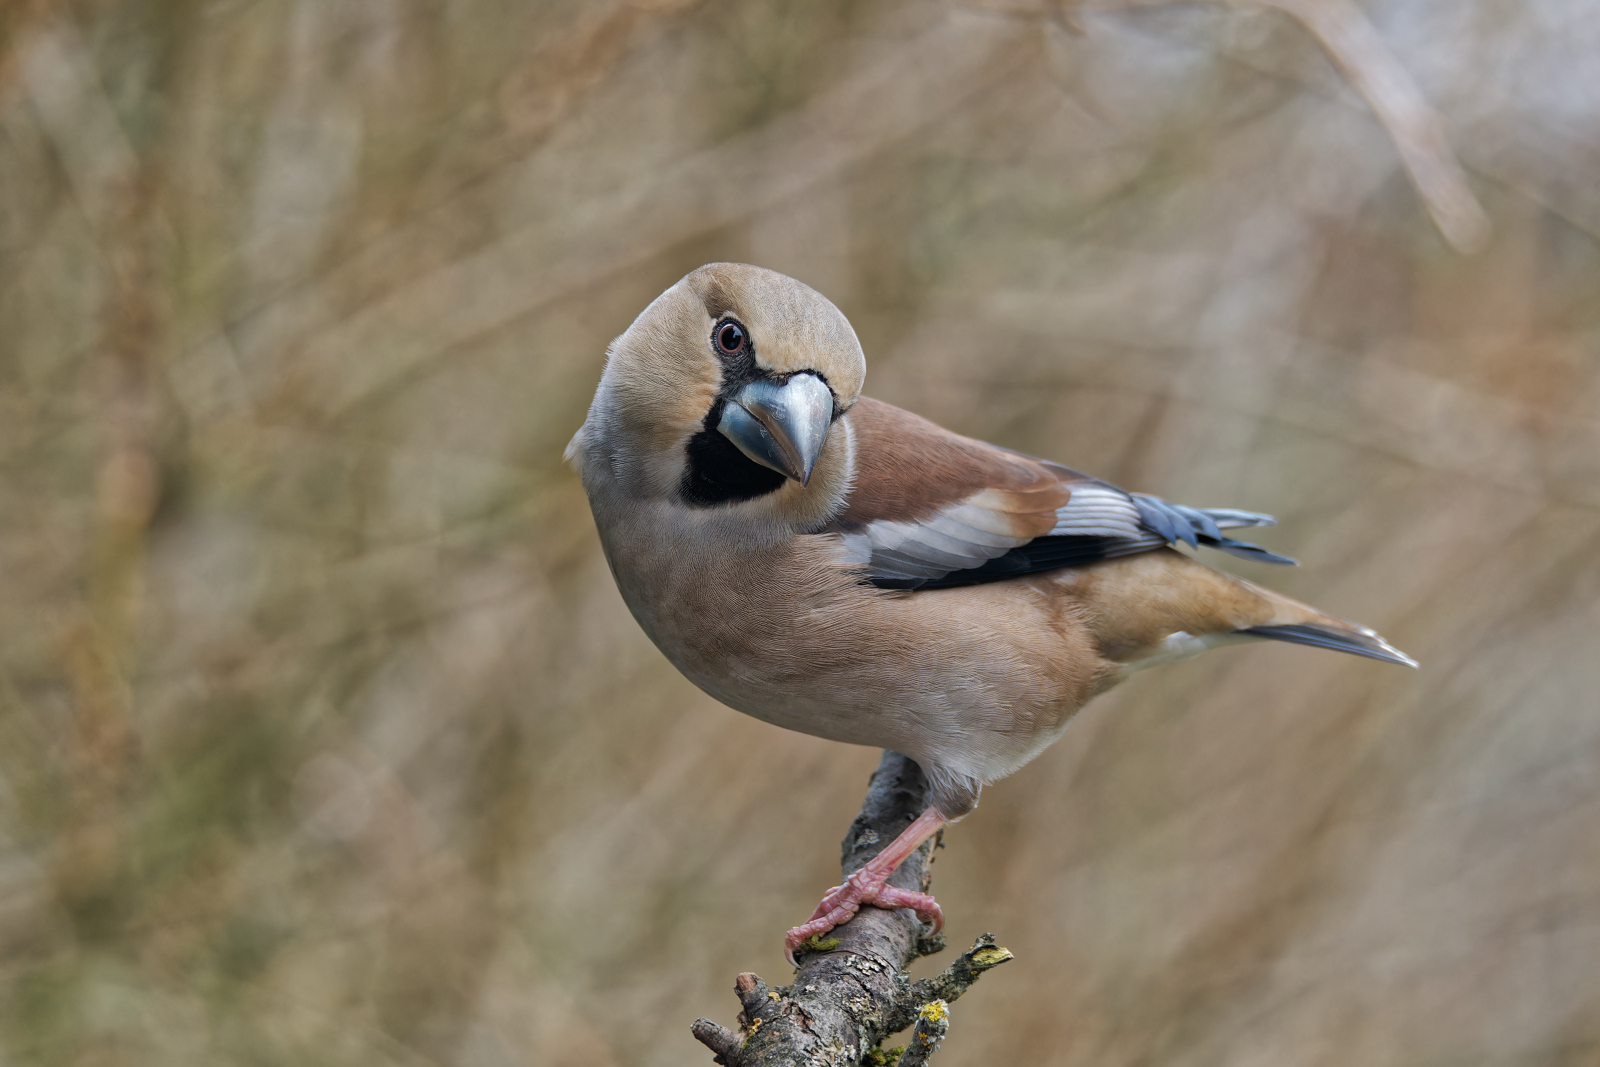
[{"x1": 691, "y1": 751, "x2": 1013, "y2": 1066}]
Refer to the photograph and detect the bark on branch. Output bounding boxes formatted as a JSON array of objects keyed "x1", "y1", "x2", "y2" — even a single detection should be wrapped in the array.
[{"x1": 692, "y1": 751, "x2": 1013, "y2": 1066}]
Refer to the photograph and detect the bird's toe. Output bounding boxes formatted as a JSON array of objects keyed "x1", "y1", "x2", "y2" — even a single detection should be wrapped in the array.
[{"x1": 785, "y1": 873, "x2": 944, "y2": 965}]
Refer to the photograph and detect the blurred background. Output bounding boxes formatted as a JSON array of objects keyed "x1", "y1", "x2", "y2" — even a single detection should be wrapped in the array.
[{"x1": 2, "y1": 0, "x2": 1599, "y2": 1064}]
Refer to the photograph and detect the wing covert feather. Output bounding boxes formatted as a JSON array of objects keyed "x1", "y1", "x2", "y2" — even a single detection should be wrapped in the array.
[{"x1": 830, "y1": 397, "x2": 1292, "y2": 587}]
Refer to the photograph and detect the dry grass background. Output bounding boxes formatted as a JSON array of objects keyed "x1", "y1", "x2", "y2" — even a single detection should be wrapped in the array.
[{"x1": 2, "y1": 1, "x2": 1599, "y2": 1064}]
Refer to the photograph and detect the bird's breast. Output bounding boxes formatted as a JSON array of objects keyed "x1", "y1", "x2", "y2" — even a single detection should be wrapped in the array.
[{"x1": 589, "y1": 499, "x2": 1108, "y2": 782}]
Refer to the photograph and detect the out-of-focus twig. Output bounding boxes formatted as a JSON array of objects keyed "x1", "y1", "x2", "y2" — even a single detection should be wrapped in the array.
[
  {"x1": 497, "y1": 0, "x2": 709, "y2": 140},
  {"x1": 1253, "y1": 0, "x2": 1490, "y2": 252},
  {"x1": 690, "y1": 752, "x2": 1013, "y2": 1066},
  {"x1": 1064, "y1": 0, "x2": 1492, "y2": 252},
  {"x1": 197, "y1": 15, "x2": 1030, "y2": 417}
]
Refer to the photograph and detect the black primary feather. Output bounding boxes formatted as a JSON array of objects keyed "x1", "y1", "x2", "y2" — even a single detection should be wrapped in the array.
[
  {"x1": 872, "y1": 501, "x2": 1296, "y2": 591},
  {"x1": 871, "y1": 534, "x2": 1160, "y2": 590},
  {"x1": 1132, "y1": 494, "x2": 1296, "y2": 563}
]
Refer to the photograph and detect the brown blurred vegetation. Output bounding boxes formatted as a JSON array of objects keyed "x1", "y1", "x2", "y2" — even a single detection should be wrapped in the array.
[{"x1": 2, "y1": 1, "x2": 1599, "y2": 1064}]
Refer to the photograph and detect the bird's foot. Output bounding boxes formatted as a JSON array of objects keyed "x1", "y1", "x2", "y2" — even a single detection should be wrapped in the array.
[{"x1": 784, "y1": 867, "x2": 943, "y2": 965}]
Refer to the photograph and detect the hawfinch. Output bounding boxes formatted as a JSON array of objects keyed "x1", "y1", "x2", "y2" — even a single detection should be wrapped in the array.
[{"x1": 567, "y1": 263, "x2": 1414, "y2": 963}]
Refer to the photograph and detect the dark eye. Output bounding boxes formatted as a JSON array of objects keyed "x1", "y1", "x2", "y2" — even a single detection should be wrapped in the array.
[{"x1": 715, "y1": 320, "x2": 746, "y2": 355}]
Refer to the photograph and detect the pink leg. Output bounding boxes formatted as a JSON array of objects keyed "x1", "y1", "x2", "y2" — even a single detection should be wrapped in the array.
[{"x1": 785, "y1": 807, "x2": 947, "y2": 965}]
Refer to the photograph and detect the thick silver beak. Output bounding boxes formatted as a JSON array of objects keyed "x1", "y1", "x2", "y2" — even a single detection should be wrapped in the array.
[{"x1": 716, "y1": 373, "x2": 834, "y2": 486}]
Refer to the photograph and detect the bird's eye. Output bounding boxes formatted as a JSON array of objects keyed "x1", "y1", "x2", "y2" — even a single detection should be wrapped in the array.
[{"x1": 715, "y1": 321, "x2": 746, "y2": 355}]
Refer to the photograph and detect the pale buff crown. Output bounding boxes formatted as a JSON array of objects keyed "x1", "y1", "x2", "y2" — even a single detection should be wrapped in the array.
[{"x1": 570, "y1": 263, "x2": 866, "y2": 531}]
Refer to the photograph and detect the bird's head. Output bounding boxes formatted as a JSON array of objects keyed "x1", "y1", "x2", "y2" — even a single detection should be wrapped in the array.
[{"x1": 573, "y1": 263, "x2": 865, "y2": 529}]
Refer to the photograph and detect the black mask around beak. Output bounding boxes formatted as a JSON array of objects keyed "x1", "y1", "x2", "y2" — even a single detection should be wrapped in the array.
[{"x1": 716, "y1": 373, "x2": 833, "y2": 486}]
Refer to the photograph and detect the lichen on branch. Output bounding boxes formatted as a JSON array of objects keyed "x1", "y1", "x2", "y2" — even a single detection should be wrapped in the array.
[{"x1": 690, "y1": 751, "x2": 1012, "y2": 1066}]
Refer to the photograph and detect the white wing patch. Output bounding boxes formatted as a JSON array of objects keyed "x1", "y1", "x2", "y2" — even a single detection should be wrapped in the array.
[
  {"x1": 845, "y1": 482, "x2": 1146, "y2": 582},
  {"x1": 845, "y1": 508, "x2": 1037, "y2": 581},
  {"x1": 844, "y1": 476, "x2": 1286, "y2": 585},
  {"x1": 1049, "y1": 484, "x2": 1144, "y2": 539}
]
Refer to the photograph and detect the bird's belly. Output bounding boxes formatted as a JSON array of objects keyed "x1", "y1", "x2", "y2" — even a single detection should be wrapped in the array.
[
  {"x1": 627, "y1": 588, "x2": 935, "y2": 750},
  {"x1": 610, "y1": 537, "x2": 1106, "y2": 786},
  {"x1": 675, "y1": 664, "x2": 893, "y2": 748}
]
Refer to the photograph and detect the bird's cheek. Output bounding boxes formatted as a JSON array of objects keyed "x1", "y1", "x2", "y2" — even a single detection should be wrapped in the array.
[
  {"x1": 772, "y1": 426, "x2": 855, "y2": 529},
  {"x1": 618, "y1": 375, "x2": 716, "y2": 450}
]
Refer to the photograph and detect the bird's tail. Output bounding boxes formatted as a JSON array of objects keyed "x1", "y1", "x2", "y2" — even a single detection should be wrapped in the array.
[
  {"x1": 1050, "y1": 549, "x2": 1417, "y2": 670},
  {"x1": 1232, "y1": 577, "x2": 1416, "y2": 668},
  {"x1": 1240, "y1": 621, "x2": 1416, "y2": 667}
]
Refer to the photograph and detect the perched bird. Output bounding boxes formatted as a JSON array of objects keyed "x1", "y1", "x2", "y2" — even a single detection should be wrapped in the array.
[{"x1": 567, "y1": 263, "x2": 1414, "y2": 963}]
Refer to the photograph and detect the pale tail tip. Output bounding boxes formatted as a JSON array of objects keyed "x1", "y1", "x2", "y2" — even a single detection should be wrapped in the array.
[{"x1": 1383, "y1": 643, "x2": 1420, "y2": 669}]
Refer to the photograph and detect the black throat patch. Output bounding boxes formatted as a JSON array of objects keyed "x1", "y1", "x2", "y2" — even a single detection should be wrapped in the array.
[
  {"x1": 679, "y1": 339, "x2": 786, "y2": 507},
  {"x1": 680, "y1": 425, "x2": 787, "y2": 506}
]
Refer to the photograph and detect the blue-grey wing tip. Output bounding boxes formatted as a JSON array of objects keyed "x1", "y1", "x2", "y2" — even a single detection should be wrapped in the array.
[
  {"x1": 1136, "y1": 496, "x2": 1287, "y2": 558},
  {"x1": 1202, "y1": 536, "x2": 1298, "y2": 566},
  {"x1": 1201, "y1": 507, "x2": 1278, "y2": 529}
]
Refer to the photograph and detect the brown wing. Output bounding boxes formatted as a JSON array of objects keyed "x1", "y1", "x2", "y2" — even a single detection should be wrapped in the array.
[
  {"x1": 832, "y1": 397, "x2": 1289, "y2": 586},
  {"x1": 839, "y1": 399, "x2": 1069, "y2": 524}
]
